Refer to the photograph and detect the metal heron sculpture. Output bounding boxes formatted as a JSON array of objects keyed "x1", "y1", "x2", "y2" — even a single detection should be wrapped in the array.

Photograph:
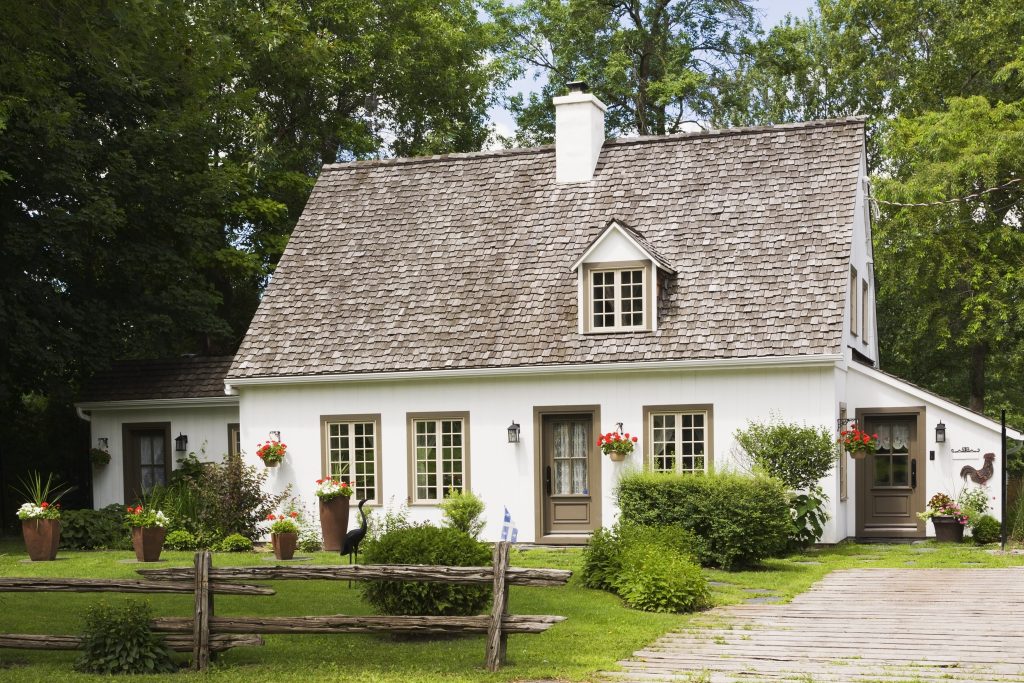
[{"x1": 341, "y1": 498, "x2": 369, "y2": 576}]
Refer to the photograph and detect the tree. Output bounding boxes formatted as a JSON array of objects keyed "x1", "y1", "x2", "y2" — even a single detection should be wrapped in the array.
[{"x1": 493, "y1": 0, "x2": 758, "y2": 144}]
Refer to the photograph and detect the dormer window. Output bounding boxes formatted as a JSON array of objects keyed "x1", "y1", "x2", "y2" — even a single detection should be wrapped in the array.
[
  {"x1": 572, "y1": 219, "x2": 675, "y2": 335},
  {"x1": 588, "y1": 265, "x2": 646, "y2": 330}
]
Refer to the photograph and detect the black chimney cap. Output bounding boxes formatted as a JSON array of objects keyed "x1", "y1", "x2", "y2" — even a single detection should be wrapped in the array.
[{"x1": 566, "y1": 80, "x2": 589, "y2": 94}]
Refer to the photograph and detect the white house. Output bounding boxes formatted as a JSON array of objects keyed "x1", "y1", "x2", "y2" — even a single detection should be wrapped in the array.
[{"x1": 79, "y1": 84, "x2": 1019, "y2": 543}]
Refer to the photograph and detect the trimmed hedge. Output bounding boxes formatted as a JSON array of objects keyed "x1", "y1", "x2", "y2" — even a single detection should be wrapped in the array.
[
  {"x1": 360, "y1": 524, "x2": 492, "y2": 616},
  {"x1": 972, "y1": 515, "x2": 1001, "y2": 545},
  {"x1": 60, "y1": 505, "x2": 131, "y2": 550},
  {"x1": 616, "y1": 471, "x2": 791, "y2": 569}
]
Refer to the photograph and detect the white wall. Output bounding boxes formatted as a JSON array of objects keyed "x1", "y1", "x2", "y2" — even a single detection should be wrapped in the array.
[
  {"x1": 237, "y1": 364, "x2": 838, "y2": 542},
  {"x1": 89, "y1": 405, "x2": 239, "y2": 507},
  {"x1": 846, "y1": 365, "x2": 1008, "y2": 536}
]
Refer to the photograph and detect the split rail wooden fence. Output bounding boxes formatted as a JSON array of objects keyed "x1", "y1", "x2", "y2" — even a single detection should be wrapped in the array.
[{"x1": 0, "y1": 541, "x2": 570, "y2": 672}]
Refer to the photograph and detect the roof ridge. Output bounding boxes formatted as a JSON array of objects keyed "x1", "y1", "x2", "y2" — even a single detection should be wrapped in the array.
[{"x1": 321, "y1": 116, "x2": 867, "y2": 172}]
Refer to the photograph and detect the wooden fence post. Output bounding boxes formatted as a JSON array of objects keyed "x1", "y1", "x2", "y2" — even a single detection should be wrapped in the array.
[
  {"x1": 192, "y1": 550, "x2": 212, "y2": 671},
  {"x1": 486, "y1": 541, "x2": 511, "y2": 672}
]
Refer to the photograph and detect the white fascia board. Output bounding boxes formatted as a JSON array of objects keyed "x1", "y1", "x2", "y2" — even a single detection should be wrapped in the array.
[
  {"x1": 848, "y1": 362, "x2": 1023, "y2": 440},
  {"x1": 75, "y1": 396, "x2": 239, "y2": 411},
  {"x1": 224, "y1": 353, "x2": 843, "y2": 390},
  {"x1": 570, "y1": 221, "x2": 672, "y2": 273}
]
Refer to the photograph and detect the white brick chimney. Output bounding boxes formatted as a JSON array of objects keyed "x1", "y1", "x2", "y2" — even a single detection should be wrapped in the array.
[{"x1": 554, "y1": 81, "x2": 607, "y2": 183}]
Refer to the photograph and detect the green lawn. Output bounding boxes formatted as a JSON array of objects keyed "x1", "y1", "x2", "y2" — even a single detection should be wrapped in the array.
[{"x1": 0, "y1": 538, "x2": 1021, "y2": 682}]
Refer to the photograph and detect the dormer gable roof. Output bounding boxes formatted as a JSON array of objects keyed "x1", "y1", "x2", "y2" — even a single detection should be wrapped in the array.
[{"x1": 570, "y1": 219, "x2": 677, "y2": 274}]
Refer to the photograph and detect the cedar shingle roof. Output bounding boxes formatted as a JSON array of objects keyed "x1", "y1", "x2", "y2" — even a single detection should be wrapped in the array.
[
  {"x1": 80, "y1": 357, "x2": 235, "y2": 402},
  {"x1": 230, "y1": 118, "x2": 865, "y2": 380}
]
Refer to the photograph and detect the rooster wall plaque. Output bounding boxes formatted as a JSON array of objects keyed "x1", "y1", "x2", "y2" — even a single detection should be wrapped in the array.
[{"x1": 960, "y1": 453, "x2": 995, "y2": 485}]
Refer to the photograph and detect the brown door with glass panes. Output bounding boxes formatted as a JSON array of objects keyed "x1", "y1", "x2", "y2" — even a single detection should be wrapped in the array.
[
  {"x1": 541, "y1": 414, "x2": 599, "y2": 537},
  {"x1": 856, "y1": 411, "x2": 926, "y2": 538},
  {"x1": 122, "y1": 423, "x2": 171, "y2": 503}
]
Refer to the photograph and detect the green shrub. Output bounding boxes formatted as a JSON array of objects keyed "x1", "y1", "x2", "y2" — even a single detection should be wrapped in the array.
[
  {"x1": 789, "y1": 486, "x2": 830, "y2": 550},
  {"x1": 164, "y1": 529, "x2": 197, "y2": 551},
  {"x1": 612, "y1": 543, "x2": 710, "y2": 613},
  {"x1": 439, "y1": 489, "x2": 486, "y2": 538},
  {"x1": 216, "y1": 533, "x2": 254, "y2": 552},
  {"x1": 360, "y1": 525, "x2": 491, "y2": 616},
  {"x1": 581, "y1": 523, "x2": 703, "y2": 592},
  {"x1": 60, "y1": 505, "x2": 131, "y2": 550},
  {"x1": 616, "y1": 471, "x2": 791, "y2": 569},
  {"x1": 733, "y1": 419, "x2": 836, "y2": 490},
  {"x1": 75, "y1": 600, "x2": 176, "y2": 674},
  {"x1": 972, "y1": 515, "x2": 1002, "y2": 545}
]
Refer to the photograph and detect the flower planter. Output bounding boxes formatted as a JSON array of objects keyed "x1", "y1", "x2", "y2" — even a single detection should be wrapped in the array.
[
  {"x1": 848, "y1": 448, "x2": 868, "y2": 461},
  {"x1": 607, "y1": 452, "x2": 626, "y2": 462},
  {"x1": 22, "y1": 519, "x2": 61, "y2": 561},
  {"x1": 132, "y1": 526, "x2": 168, "y2": 562},
  {"x1": 264, "y1": 459, "x2": 280, "y2": 468},
  {"x1": 272, "y1": 532, "x2": 298, "y2": 560},
  {"x1": 931, "y1": 515, "x2": 965, "y2": 543},
  {"x1": 319, "y1": 496, "x2": 351, "y2": 552}
]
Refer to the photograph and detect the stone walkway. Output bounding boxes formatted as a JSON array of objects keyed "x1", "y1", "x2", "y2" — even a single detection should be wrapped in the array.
[{"x1": 600, "y1": 567, "x2": 1024, "y2": 683}]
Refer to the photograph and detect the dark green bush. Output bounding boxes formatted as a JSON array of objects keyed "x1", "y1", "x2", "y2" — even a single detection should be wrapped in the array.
[
  {"x1": 972, "y1": 515, "x2": 1002, "y2": 545},
  {"x1": 789, "y1": 486, "x2": 830, "y2": 550},
  {"x1": 215, "y1": 533, "x2": 254, "y2": 552},
  {"x1": 581, "y1": 523, "x2": 703, "y2": 593},
  {"x1": 60, "y1": 505, "x2": 130, "y2": 550},
  {"x1": 733, "y1": 419, "x2": 836, "y2": 490},
  {"x1": 612, "y1": 543, "x2": 710, "y2": 613},
  {"x1": 164, "y1": 529, "x2": 197, "y2": 551},
  {"x1": 360, "y1": 525, "x2": 491, "y2": 616},
  {"x1": 616, "y1": 471, "x2": 791, "y2": 569},
  {"x1": 75, "y1": 600, "x2": 176, "y2": 674}
]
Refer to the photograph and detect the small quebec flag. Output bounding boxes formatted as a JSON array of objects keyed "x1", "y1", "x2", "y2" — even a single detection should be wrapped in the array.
[{"x1": 500, "y1": 507, "x2": 519, "y2": 543}]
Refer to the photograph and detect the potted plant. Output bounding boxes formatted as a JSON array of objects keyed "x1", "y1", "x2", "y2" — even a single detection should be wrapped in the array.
[
  {"x1": 256, "y1": 440, "x2": 287, "y2": 468},
  {"x1": 267, "y1": 511, "x2": 300, "y2": 560},
  {"x1": 598, "y1": 430, "x2": 638, "y2": 462},
  {"x1": 839, "y1": 424, "x2": 879, "y2": 460},
  {"x1": 125, "y1": 505, "x2": 171, "y2": 562},
  {"x1": 89, "y1": 447, "x2": 111, "y2": 467},
  {"x1": 315, "y1": 478, "x2": 354, "y2": 551},
  {"x1": 16, "y1": 472, "x2": 72, "y2": 562},
  {"x1": 917, "y1": 493, "x2": 968, "y2": 542}
]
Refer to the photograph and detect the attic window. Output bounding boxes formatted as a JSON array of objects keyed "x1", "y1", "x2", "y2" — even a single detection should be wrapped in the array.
[{"x1": 585, "y1": 264, "x2": 648, "y2": 331}]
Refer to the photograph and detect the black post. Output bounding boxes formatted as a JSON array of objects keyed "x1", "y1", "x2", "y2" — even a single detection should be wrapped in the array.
[{"x1": 1001, "y1": 410, "x2": 1007, "y2": 552}]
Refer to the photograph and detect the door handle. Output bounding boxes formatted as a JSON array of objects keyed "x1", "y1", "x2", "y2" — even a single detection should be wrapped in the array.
[
  {"x1": 911, "y1": 459, "x2": 917, "y2": 489},
  {"x1": 545, "y1": 466, "x2": 552, "y2": 496}
]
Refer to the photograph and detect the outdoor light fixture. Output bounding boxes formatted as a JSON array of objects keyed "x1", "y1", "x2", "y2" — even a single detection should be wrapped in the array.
[
  {"x1": 97, "y1": 437, "x2": 108, "y2": 450},
  {"x1": 507, "y1": 421, "x2": 521, "y2": 444},
  {"x1": 935, "y1": 421, "x2": 946, "y2": 443},
  {"x1": 269, "y1": 430, "x2": 281, "y2": 442},
  {"x1": 174, "y1": 433, "x2": 188, "y2": 452}
]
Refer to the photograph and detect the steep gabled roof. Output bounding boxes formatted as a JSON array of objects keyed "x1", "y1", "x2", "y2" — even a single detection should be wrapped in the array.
[
  {"x1": 80, "y1": 356, "x2": 234, "y2": 403},
  {"x1": 570, "y1": 219, "x2": 676, "y2": 274},
  {"x1": 230, "y1": 118, "x2": 865, "y2": 380}
]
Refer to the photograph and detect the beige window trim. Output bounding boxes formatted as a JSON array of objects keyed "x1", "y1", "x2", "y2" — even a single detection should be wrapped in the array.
[
  {"x1": 838, "y1": 403, "x2": 848, "y2": 502},
  {"x1": 861, "y1": 279, "x2": 870, "y2": 345},
  {"x1": 581, "y1": 260, "x2": 652, "y2": 333},
  {"x1": 850, "y1": 266, "x2": 859, "y2": 337},
  {"x1": 227, "y1": 423, "x2": 241, "y2": 458},
  {"x1": 320, "y1": 414, "x2": 383, "y2": 505},
  {"x1": 406, "y1": 412, "x2": 471, "y2": 506},
  {"x1": 642, "y1": 404, "x2": 714, "y2": 474}
]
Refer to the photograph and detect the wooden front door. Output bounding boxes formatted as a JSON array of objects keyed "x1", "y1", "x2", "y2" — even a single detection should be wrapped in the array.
[
  {"x1": 856, "y1": 411, "x2": 926, "y2": 538},
  {"x1": 540, "y1": 412, "x2": 600, "y2": 540},
  {"x1": 122, "y1": 423, "x2": 171, "y2": 503}
]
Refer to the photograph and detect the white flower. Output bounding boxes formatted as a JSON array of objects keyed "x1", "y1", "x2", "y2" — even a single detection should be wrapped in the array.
[
  {"x1": 154, "y1": 511, "x2": 170, "y2": 527},
  {"x1": 16, "y1": 503, "x2": 44, "y2": 520}
]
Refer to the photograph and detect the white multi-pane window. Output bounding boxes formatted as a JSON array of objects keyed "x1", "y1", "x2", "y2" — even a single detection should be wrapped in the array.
[
  {"x1": 412, "y1": 417, "x2": 467, "y2": 502},
  {"x1": 325, "y1": 420, "x2": 378, "y2": 502},
  {"x1": 591, "y1": 268, "x2": 645, "y2": 330},
  {"x1": 649, "y1": 411, "x2": 709, "y2": 474}
]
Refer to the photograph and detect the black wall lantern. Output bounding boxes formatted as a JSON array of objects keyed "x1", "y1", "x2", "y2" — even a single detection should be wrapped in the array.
[
  {"x1": 507, "y1": 421, "x2": 520, "y2": 444},
  {"x1": 935, "y1": 421, "x2": 946, "y2": 443},
  {"x1": 174, "y1": 433, "x2": 189, "y2": 453}
]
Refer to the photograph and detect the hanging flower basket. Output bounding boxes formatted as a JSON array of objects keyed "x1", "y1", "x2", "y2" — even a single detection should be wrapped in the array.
[
  {"x1": 598, "y1": 430, "x2": 638, "y2": 462},
  {"x1": 849, "y1": 448, "x2": 869, "y2": 461},
  {"x1": 840, "y1": 424, "x2": 878, "y2": 460},
  {"x1": 256, "y1": 441, "x2": 287, "y2": 467}
]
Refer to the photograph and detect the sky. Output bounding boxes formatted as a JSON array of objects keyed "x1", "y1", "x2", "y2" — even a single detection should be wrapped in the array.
[{"x1": 488, "y1": 0, "x2": 817, "y2": 139}]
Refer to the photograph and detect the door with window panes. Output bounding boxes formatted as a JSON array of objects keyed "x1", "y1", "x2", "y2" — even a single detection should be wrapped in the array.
[
  {"x1": 541, "y1": 414, "x2": 598, "y2": 537},
  {"x1": 856, "y1": 413, "x2": 926, "y2": 538},
  {"x1": 122, "y1": 423, "x2": 171, "y2": 503}
]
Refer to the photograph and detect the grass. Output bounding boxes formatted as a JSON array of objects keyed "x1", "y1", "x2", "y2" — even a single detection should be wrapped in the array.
[{"x1": 0, "y1": 538, "x2": 1022, "y2": 682}]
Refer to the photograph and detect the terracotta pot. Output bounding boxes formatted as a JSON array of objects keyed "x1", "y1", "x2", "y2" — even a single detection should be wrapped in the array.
[
  {"x1": 607, "y1": 451, "x2": 626, "y2": 462},
  {"x1": 22, "y1": 519, "x2": 61, "y2": 561},
  {"x1": 849, "y1": 448, "x2": 868, "y2": 461},
  {"x1": 132, "y1": 526, "x2": 167, "y2": 562},
  {"x1": 932, "y1": 516, "x2": 965, "y2": 543},
  {"x1": 319, "y1": 496, "x2": 351, "y2": 552},
  {"x1": 272, "y1": 532, "x2": 298, "y2": 560}
]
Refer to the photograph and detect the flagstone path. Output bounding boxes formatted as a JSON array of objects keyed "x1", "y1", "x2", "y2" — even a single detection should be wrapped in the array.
[{"x1": 599, "y1": 567, "x2": 1024, "y2": 683}]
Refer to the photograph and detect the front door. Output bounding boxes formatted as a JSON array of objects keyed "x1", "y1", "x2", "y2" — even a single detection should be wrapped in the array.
[
  {"x1": 122, "y1": 423, "x2": 171, "y2": 503},
  {"x1": 540, "y1": 412, "x2": 600, "y2": 541},
  {"x1": 856, "y1": 411, "x2": 926, "y2": 538}
]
